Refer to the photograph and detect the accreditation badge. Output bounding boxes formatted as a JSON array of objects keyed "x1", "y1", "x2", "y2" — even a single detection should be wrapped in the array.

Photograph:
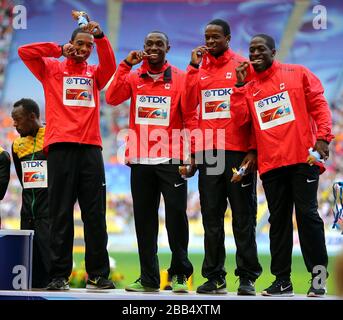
[{"x1": 22, "y1": 160, "x2": 48, "y2": 189}]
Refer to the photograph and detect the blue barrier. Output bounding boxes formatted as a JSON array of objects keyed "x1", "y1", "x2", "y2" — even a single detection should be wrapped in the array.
[{"x1": 0, "y1": 230, "x2": 34, "y2": 290}]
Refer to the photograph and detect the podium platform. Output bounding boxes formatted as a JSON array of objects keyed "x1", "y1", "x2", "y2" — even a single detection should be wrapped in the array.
[{"x1": 0, "y1": 289, "x2": 341, "y2": 300}]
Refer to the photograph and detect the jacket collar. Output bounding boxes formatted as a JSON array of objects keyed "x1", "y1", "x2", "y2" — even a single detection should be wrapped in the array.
[
  {"x1": 139, "y1": 60, "x2": 172, "y2": 82},
  {"x1": 253, "y1": 60, "x2": 280, "y2": 81},
  {"x1": 201, "y1": 49, "x2": 234, "y2": 70},
  {"x1": 64, "y1": 58, "x2": 88, "y2": 72}
]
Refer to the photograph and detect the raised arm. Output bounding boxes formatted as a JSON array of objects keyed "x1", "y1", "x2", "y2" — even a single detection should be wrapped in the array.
[
  {"x1": 106, "y1": 50, "x2": 147, "y2": 106},
  {"x1": 182, "y1": 64, "x2": 200, "y2": 132},
  {"x1": 181, "y1": 46, "x2": 208, "y2": 131},
  {"x1": 84, "y1": 21, "x2": 117, "y2": 90},
  {"x1": 18, "y1": 42, "x2": 62, "y2": 82}
]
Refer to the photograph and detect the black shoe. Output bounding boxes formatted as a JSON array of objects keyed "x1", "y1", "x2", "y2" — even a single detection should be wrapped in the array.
[
  {"x1": 261, "y1": 279, "x2": 294, "y2": 296},
  {"x1": 237, "y1": 278, "x2": 256, "y2": 296},
  {"x1": 196, "y1": 276, "x2": 227, "y2": 294},
  {"x1": 86, "y1": 276, "x2": 115, "y2": 289},
  {"x1": 307, "y1": 278, "x2": 327, "y2": 297},
  {"x1": 46, "y1": 278, "x2": 70, "y2": 290}
]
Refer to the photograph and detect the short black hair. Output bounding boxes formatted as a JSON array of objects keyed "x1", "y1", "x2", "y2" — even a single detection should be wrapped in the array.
[
  {"x1": 207, "y1": 19, "x2": 231, "y2": 36},
  {"x1": 145, "y1": 30, "x2": 169, "y2": 45},
  {"x1": 252, "y1": 34, "x2": 276, "y2": 50},
  {"x1": 13, "y1": 98, "x2": 40, "y2": 118},
  {"x1": 71, "y1": 27, "x2": 92, "y2": 41}
]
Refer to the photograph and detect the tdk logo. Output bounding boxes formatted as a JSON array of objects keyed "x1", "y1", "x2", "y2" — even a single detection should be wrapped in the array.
[
  {"x1": 66, "y1": 78, "x2": 92, "y2": 85},
  {"x1": 22, "y1": 161, "x2": 44, "y2": 168},
  {"x1": 258, "y1": 93, "x2": 286, "y2": 107},
  {"x1": 140, "y1": 96, "x2": 167, "y2": 103},
  {"x1": 204, "y1": 89, "x2": 232, "y2": 97}
]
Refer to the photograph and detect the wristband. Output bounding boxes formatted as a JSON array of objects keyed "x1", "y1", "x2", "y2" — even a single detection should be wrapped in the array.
[
  {"x1": 124, "y1": 59, "x2": 133, "y2": 67},
  {"x1": 189, "y1": 62, "x2": 199, "y2": 69},
  {"x1": 235, "y1": 82, "x2": 246, "y2": 88},
  {"x1": 59, "y1": 44, "x2": 64, "y2": 57},
  {"x1": 94, "y1": 32, "x2": 104, "y2": 39}
]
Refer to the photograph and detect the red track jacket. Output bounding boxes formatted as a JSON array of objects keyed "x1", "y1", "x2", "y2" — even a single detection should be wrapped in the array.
[
  {"x1": 18, "y1": 36, "x2": 116, "y2": 149},
  {"x1": 231, "y1": 60, "x2": 334, "y2": 175},
  {"x1": 106, "y1": 60, "x2": 195, "y2": 161},
  {"x1": 183, "y1": 49, "x2": 254, "y2": 153}
]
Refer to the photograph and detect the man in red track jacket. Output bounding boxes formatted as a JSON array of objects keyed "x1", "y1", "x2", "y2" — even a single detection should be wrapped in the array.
[
  {"x1": 183, "y1": 19, "x2": 262, "y2": 296},
  {"x1": 232, "y1": 34, "x2": 334, "y2": 297},
  {"x1": 18, "y1": 20, "x2": 116, "y2": 290},
  {"x1": 106, "y1": 31, "x2": 194, "y2": 293}
]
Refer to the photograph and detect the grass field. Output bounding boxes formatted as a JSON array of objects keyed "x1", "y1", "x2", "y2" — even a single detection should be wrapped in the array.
[{"x1": 73, "y1": 252, "x2": 338, "y2": 295}]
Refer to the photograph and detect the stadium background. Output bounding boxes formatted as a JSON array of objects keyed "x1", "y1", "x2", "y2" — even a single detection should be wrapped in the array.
[{"x1": 0, "y1": 0, "x2": 343, "y2": 293}]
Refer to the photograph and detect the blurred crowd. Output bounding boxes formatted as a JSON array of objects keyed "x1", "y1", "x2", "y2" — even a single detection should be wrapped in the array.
[{"x1": 0, "y1": 0, "x2": 13, "y2": 99}]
